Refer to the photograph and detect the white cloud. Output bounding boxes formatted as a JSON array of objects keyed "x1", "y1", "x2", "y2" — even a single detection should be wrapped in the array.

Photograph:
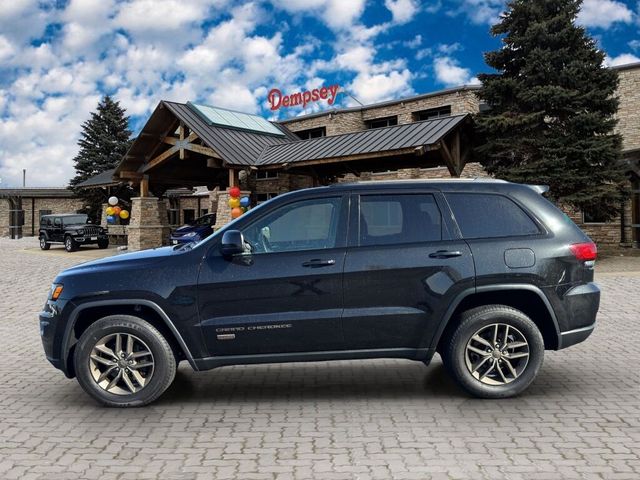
[
  {"x1": 605, "y1": 53, "x2": 640, "y2": 67},
  {"x1": 433, "y1": 56, "x2": 479, "y2": 86},
  {"x1": 384, "y1": 0, "x2": 419, "y2": 24},
  {"x1": 577, "y1": 0, "x2": 633, "y2": 29},
  {"x1": 272, "y1": 0, "x2": 366, "y2": 30},
  {"x1": 348, "y1": 69, "x2": 413, "y2": 105},
  {"x1": 453, "y1": 0, "x2": 504, "y2": 25},
  {"x1": 629, "y1": 39, "x2": 640, "y2": 51}
]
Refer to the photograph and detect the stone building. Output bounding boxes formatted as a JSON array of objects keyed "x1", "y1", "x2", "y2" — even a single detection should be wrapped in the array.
[{"x1": 2, "y1": 63, "x2": 638, "y2": 249}]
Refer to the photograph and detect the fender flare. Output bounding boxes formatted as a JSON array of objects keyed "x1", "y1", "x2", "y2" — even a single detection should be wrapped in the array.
[
  {"x1": 62, "y1": 299, "x2": 198, "y2": 374},
  {"x1": 427, "y1": 284, "x2": 561, "y2": 351}
]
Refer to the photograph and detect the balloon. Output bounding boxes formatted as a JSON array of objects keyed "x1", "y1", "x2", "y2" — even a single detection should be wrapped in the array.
[
  {"x1": 229, "y1": 186, "x2": 241, "y2": 198},
  {"x1": 240, "y1": 196, "x2": 250, "y2": 207},
  {"x1": 105, "y1": 207, "x2": 114, "y2": 216},
  {"x1": 113, "y1": 206, "x2": 121, "y2": 215},
  {"x1": 106, "y1": 215, "x2": 116, "y2": 224},
  {"x1": 108, "y1": 196, "x2": 118, "y2": 206},
  {"x1": 119, "y1": 210, "x2": 129, "y2": 219},
  {"x1": 231, "y1": 207, "x2": 243, "y2": 219},
  {"x1": 228, "y1": 197, "x2": 240, "y2": 208}
]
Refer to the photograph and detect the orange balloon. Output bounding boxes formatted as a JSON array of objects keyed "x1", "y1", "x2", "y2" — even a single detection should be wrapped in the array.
[
  {"x1": 231, "y1": 207, "x2": 243, "y2": 219},
  {"x1": 113, "y1": 206, "x2": 122, "y2": 215}
]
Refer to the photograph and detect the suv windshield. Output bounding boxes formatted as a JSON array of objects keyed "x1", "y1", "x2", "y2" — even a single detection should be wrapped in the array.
[{"x1": 62, "y1": 215, "x2": 89, "y2": 226}]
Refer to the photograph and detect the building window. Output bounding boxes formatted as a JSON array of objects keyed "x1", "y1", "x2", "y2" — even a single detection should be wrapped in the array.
[
  {"x1": 200, "y1": 208, "x2": 208, "y2": 216},
  {"x1": 256, "y1": 170, "x2": 279, "y2": 180},
  {"x1": 366, "y1": 116, "x2": 398, "y2": 129},
  {"x1": 413, "y1": 105, "x2": 452, "y2": 121},
  {"x1": 183, "y1": 209, "x2": 196, "y2": 225},
  {"x1": 582, "y1": 207, "x2": 609, "y2": 224},
  {"x1": 256, "y1": 192, "x2": 278, "y2": 203},
  {"x1": 295, "y1": 127, "x2": 326, "y2": 140}
]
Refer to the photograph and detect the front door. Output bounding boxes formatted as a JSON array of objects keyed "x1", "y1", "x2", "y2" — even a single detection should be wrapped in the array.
[
  {"x1": 198, "y1": 194, "x2": 349, "y2": 356},
  {"x1": 52, "y1": 217, "x2": 63, "y2": 242},
  {"x1": 342, "y1": 191, "x2": 475, "y2": 352}
]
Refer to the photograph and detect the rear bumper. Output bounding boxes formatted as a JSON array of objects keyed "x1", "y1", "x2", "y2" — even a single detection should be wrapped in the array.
[{"x1": 555, "y1": 282, "x2": 600, "y2": 349}]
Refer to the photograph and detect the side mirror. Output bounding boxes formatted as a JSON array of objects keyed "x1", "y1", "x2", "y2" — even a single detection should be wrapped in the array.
[{"x1": 221, "y1": 230, "x2": 245, "y2": 257}]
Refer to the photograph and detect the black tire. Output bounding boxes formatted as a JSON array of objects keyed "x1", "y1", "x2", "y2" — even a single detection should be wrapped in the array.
[
  {"x1": 39, "y1": 235, "x2": 50, "y2": 250},
  {"x1": 74, "y1": 315, "x2": 177, "y2": 407},
  {"x1": 64, "y1": 235, "x2": 78, "y2": 252},
  {"x1": 441, "y1": 305, "x2": 544, "y2": 399},
  {"x1": 97, "y1": 239, "x2": 109, "y2": 249}
]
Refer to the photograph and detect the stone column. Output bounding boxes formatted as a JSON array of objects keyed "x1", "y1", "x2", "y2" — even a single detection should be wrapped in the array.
[
  {"x1": 213, "y1": 189, "x2": 251, "y2": 231},
  {"x1": 127, "y1": 197, "x2": 170, "y2": 251},
  {"x1": 0, "y1": 199, "x2": 10, "y2": 238},
  {"x1": 100, "y1": 203, "x2": 108, "y2": 228}
]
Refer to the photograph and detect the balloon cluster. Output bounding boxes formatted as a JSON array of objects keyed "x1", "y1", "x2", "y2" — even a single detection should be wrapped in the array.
[
  {"x1": 105, "y1": 196, "x2": 130, "y2": 225},
  {"x1": 228, "y1": 187, "x2": 250, "y2": 219}
]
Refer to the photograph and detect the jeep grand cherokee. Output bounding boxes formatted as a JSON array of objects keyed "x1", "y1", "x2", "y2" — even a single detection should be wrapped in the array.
[{"x1": 40, "y1": 180, "x2": 599, "y2": 407}]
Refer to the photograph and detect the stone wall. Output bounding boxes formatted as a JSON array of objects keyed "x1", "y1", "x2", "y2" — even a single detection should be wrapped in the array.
[
  {"x1": 0, "y1": 196, "x2": 83, "y2": 238},
  {"x1": 616, "y1": 64, "x2": 640, "y2": 152},
  {"x1": 283, "y1": 88, "x2": 480, "y2": 136}
]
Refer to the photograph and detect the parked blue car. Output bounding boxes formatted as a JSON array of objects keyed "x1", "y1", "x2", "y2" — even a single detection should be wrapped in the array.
[{"x1": 169, "y1": 213, "x2": 216, "y2": 244}]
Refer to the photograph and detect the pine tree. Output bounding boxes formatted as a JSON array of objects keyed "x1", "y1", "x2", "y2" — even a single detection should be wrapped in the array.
[
  {"x1": 475, "y1": 0, "x2": 626, "y2": 219},
  {"x1": 69, "y1": 96, "x2": 133, "y2": 221}
]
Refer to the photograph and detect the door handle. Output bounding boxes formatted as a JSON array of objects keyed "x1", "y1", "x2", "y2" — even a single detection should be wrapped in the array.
[
  {"x1": 302, "y1": 259, "x2": 336, "y2": 268},
  {"x1": 429, "y1": 250, "x2": 463, "y2": 259}
]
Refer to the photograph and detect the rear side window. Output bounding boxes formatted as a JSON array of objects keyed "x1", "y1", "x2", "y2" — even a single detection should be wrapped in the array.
[
  {"x1": 446, "y1": 193, "x2": 540, "y2": 239},
  {"x1": 359, "y1": 194, "x2": 442, "y2": 246}
]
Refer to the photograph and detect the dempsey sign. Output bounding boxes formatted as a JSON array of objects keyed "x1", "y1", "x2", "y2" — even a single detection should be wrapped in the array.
[{"x1": 267, "y1": 84, "x2": 340, "y2": 111}]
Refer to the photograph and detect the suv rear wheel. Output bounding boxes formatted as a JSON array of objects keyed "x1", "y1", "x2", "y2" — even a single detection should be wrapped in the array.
[
  {"x1": 39, "y1": 235, "x2": 50, "y2": 250},
  {"x1": 74, "y1": 315, "x2": 177, "y2": 407},
  {"x1": 64, "y1": 235, "x2": 78, "y2": 252},
  {"x1": 442, "y1": 305, "x2": 544, "y2": 399}
]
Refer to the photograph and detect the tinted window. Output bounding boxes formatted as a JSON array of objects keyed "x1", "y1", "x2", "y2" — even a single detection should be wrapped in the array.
[
  {"x1": 62, "y1": 215, "x2": 88, "y2": 226},
  {"x1": 359, "y1": 194, "x2": 442, "y2": 246},
  {"x1": 242, "y1": 197, "x2": 342, "y2": 253},
  {"x1": 446, "y1": 193, "x2": 540, "y2": 238}
]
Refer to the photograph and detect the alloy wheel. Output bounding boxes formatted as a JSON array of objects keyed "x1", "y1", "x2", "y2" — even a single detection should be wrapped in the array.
[
  {"x1": 464, "y1": 323, "x2": 530, "y2": 386},
  {"x1": 89, "y1": 332, "x2": 155, "y2": 395}
]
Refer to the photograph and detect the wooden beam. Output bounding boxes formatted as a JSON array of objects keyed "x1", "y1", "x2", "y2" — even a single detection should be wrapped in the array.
[
  {"x1": 143, "y1": 145, "x2": 179, "y2": 173},
  {"x1": 118, "y1": 170, "x2": 143, "y2": 181},
  {"x1": 183, "y1": 143, "x2": 222, "y2": 159},
  {"x1": 140, "y1": 175, "x2": 149, "y2": 197},
  {"x1": 178, "y1": 123, "x2": 185, "y2": 160},
  {"x1": 228, "y1": 169, "x2": 239, "y2": 187},
  {"x1": 440, "y1": 139, "x2": 460, "y2": 177}
]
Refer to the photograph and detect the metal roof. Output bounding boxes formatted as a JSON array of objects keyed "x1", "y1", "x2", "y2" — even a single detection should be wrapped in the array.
[
  {"x1": 0, "y1": 188, "x2": 76, "y2": 198},
  {"x1": 162, "y1": 101, "x2": 298, "y2": 166},
  {"x1": 257, "y1": 114, "x2": 468, "y2": 166},
  {"x1": 75, "y1": 168, "x2": 118, "y2": 188}
]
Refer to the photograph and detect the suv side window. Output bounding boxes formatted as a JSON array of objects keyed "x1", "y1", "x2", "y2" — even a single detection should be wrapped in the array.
[
  {"x1": 359, "y1": 194, "x2": 442, "y2": 246},
  {"x1": 446, "y1": 193, "x2": 540, "y2": 239},
  {"x1": 242, "y1": 197, "x2": 342, "y2": 254},
  {"x1": 53, "y1": 218, "x2": 61, "y2": 227}
]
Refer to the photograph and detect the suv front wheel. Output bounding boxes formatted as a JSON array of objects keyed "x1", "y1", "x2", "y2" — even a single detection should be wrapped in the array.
[
  {"x1": 74, "y1": 315, "x2": 177, "y2": 407},
  {"x1": 64, "y1": 236, "x2": 78, "y2": 252},
  {"x1": 442, "y1": 305, "x2": 544, "y2": 399},
  {"x1": 39, "y1": 235, "x2": 50, "y2": 250}
]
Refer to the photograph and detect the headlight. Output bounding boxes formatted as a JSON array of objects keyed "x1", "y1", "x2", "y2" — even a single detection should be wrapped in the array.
[
  {"x1": 50, "y1": 284, "x2": 64, "y2": 301},
  {"x1": 184, "y1": 232, "x2": 198, "y2": 238}
]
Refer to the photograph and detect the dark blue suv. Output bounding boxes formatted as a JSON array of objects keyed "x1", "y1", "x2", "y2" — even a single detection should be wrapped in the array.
[
  {"x1": 40, "y1": 180, "x2": 600, "y2": 407},
  {"x1": 169, "y1": 213, "x2": 216, "y2": 244}
]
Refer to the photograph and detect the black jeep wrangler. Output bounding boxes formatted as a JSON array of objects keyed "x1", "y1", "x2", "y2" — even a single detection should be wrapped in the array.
[
  {"x1": 40, "y1": 180, "x2": 600, "y2": 407},
  {"x1": 39, "y1": 214, "x2": 109, "y2": 252}
]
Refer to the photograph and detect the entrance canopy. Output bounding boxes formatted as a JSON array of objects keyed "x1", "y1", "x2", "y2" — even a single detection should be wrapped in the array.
[{"x1": 114, "y1": 100, "x2": 473, "y2": 194}]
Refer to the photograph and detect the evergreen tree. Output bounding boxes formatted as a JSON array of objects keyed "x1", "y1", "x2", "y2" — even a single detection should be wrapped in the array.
[
  {"x1": 475, "y1": 0, "x2": 626, "y2": 219},
  {"x1": 69, "y1": 95, "x2": 133, "y2": 221}
]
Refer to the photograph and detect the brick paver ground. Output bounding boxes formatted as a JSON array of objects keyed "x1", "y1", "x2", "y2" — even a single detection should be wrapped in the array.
[{"x1": 1, "y1": 237, "x2": 639, "y2": 480}]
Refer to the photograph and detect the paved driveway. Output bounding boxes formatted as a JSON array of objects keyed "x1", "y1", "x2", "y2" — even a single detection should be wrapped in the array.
[{"x1": 1, "y1": 237, "x2": 639, "y2": 480}]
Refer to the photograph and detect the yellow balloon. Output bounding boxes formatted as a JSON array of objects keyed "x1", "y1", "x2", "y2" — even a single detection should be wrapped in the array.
[
  {"x1": 119, "y1": 210, "x2": 129, "y2": 219},
  {"x1": 105, "y1": 207, "x2": 114, "y2": 216},
  {"x1": 228, "y1": 197, "x2": 241, "y2": 208}
]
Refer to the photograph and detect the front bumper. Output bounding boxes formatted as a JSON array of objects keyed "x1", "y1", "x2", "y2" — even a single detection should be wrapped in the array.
[
  {"x1": 39, "y1": 298, "x2": 74, "y2": 377},
  {"x1": 74, "y1": 234, "x2": 108, "y2": 244}
]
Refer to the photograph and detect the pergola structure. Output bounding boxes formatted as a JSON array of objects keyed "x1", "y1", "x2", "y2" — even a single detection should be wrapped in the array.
[{"x1": 112, "y1": 100, "x2": 474, "y2": 250}]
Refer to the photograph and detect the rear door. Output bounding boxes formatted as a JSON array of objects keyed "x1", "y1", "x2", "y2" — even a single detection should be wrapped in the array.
[{"x1": 342, "y1": 189, "x2": 475, "y2": 352}]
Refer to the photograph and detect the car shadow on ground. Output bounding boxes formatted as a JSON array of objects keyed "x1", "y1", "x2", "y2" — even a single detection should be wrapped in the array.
[{"x1": 156, "y1": 360, "x2": 463, "y2": 405}]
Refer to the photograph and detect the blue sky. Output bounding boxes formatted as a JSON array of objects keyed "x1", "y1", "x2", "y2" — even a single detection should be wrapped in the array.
[{"x1": 0, "y1": 0, "x2": 639, "y2": 187}]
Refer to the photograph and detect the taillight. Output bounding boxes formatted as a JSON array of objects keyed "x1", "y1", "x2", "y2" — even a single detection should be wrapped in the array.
[{"x1": 569, "y1": 242, "x2": 597, "y2": 262}]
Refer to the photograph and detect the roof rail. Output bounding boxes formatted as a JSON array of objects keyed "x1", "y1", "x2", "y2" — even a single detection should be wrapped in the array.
[{"x1": 526, "y1": 184, "x2": 550, "y2": 194}]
